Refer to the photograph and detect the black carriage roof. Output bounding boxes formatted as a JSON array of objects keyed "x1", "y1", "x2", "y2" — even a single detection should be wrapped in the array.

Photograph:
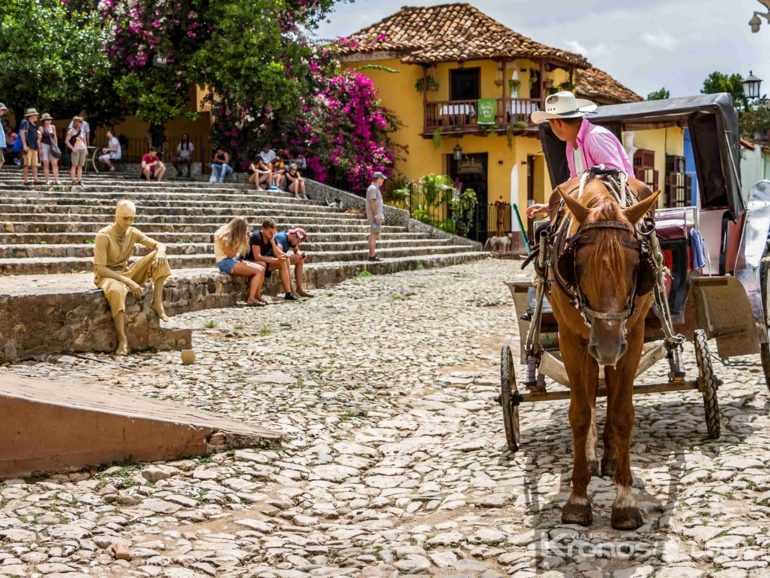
[{"x1": 539, "y1": 92, "x2": 744, "y2": 220}]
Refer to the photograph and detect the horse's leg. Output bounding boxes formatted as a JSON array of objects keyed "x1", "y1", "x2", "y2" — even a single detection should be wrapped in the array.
[
  {"x1": 601, "y1": 371, "x2": 618, "y2": 478},
  {"x1": 605, "y1": 319, "x2": 645, "y2": 531},
  {"x1": 561, "y1": 329, "x2": 599, "y2": 526},
  {"x1": 586, "y1": 398, "x2": 599, "y2": 476}
]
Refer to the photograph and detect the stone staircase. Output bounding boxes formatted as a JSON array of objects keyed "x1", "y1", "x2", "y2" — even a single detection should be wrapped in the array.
[{"x1": 0, "y1": 172, "x2": 485, "y2": 360}]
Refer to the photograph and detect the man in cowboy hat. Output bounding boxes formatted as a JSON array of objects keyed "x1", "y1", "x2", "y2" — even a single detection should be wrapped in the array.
[
  {"x1": 526, "y1": 91, "x2": 634, "y2": 219},
  {"x1": 19, "y1": 108, "x2": 41, "y2": 186}
]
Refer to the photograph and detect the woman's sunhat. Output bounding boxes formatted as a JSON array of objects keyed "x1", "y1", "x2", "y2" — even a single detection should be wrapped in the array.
[
  {"x1": 25, "y1": 108, "x2": 39, "y2": 117},
  {"x1": 530, "y1": 91, "x2": 597, "y2": 125},
  {"x1": 40, "y1": 113, "x2": 53, "y2": 121}
]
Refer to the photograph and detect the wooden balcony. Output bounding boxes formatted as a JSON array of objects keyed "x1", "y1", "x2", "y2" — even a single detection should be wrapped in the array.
[{"x1": 423, "y1": 98, "x2": 543, "y2": 136}]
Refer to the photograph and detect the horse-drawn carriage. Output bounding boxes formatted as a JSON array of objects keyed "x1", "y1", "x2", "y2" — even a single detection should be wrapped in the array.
[{"x1": 500, "y1": 93, "x2": 770, "y2": 456}]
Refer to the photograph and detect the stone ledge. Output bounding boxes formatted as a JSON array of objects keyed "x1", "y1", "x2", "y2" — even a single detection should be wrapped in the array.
[{"x1": 0, "y1": 253, "x2": 485, "y2": 361}]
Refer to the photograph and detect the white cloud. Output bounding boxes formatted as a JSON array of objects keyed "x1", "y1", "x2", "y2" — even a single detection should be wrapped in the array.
[
  {"x1": 565, "y1": 40, "x2": 588, "y2": 56},
  {"x1": 642, "y1": 32, "x2": 679, "y2": 50}
]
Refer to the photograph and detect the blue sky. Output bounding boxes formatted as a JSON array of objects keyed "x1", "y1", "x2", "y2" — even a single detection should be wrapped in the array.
[{"x1": 315, "y1": 0, "x2": 770, "y2": 100}]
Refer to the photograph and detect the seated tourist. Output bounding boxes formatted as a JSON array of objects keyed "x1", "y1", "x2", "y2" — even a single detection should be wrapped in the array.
[
  {"x1": 269, "y1": 227, "x2": 312, "y2": 297},
  {"x1": 210, "y1": 148, "x2": 233, "y2": 183},
  {"x1": 93, "y1": 200, "x2": 171, "y2": 355},
  {"x1": 98, "y1": 129, "x2": 122, "y2": 172},
  {"x1": 248, "y1": 157, "x2": 272, "y2": 191},
  {"x1": 269, "y1": 159, "x2": 285, "y2": 189},
  {"x1": 141, "y1": 147, "x2": 166, "y2": 181},
  {"x1": 214, "y1": 217, "x2": 267, "y2": 306},
  {"x1": 285, "y1": 163, "x2": 308, "y2": 200},
  {"x1": 243, "y1": 218, "x2": 299, "y2": 301},
  {"x1": 258, "y1": 144, "x2": 276, "y2": 164},
  {"x1": 172, "y1": 133, "x2": 194, "y2": 177},
  {"x1": 293, "y1": 151, "x2": 307, "y2": 171}
]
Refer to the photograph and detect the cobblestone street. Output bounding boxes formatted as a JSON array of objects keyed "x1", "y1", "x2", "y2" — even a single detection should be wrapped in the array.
[{"x1": 2, "y1": 259, "x2": 770, "y2": 578}]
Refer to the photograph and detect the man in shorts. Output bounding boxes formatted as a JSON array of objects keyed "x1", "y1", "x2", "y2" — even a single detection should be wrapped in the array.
[
  {"x1": 141, "y1": 147, "x2": 166, "y2": 181},
  {"x1": 20, "y1": 108, "x2": 40, "y2": 186},
  {"x1": 269, "y1": 228, "x2": 312, "y2": 298},
  {"x1": 366, "y1": 172, "x2": 386, "y2": 262},
  {"x1": 98, "y1": 130, "x2": 122, "y2": 172},
  {"x1": 0, "y1": 103, "x2": 7, "y2": 182},
  {"x1": 244, "y1": 218, "x2": 300, "y2": 301}
]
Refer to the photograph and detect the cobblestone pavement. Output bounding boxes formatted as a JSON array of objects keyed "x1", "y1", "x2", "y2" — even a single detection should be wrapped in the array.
[{"x1": 2, "y1": 259, "x2": 770, "y2": 578}]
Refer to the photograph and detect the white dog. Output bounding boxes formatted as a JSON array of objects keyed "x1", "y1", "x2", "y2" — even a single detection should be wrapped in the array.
[{"x1": 484, "y1": 234, "x2": 512, "y2": 252}]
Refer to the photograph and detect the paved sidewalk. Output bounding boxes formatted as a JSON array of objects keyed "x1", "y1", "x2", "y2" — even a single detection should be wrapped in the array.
[{"x1": 1, "y1": 259, "x2": 770, "y2": 578}]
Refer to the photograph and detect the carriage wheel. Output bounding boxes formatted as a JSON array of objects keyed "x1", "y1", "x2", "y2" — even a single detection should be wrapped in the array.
[
  {"x1": 694, "y1": 330, "x2": 720, "y2": 440},
  {"x1": 500, "y1": 345, "x2": 521, "y2": 453}
]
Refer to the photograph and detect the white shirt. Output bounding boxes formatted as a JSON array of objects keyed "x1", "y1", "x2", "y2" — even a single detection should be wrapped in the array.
[
  {"x1": 177, "y1": 142, "x2": 194, "y2": 159},
  {"x1": 572, "y1": 145, "x2": 584, "y2": 176},
  {"x1": 107, "y1": 136, "x2": 121, "y2": 159},
  {"x1": 259, "y1": 149, "x2": 276, "y2": 164}
]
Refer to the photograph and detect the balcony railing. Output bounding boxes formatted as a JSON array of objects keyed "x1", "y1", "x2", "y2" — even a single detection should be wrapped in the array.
[{"x1": 424, "y1": 97, "x2": 543, "y2": 133}]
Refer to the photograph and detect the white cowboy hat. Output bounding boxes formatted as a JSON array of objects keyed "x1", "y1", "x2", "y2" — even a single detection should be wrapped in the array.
[{"x1": 531, "y1": 91, "x2": 597, "y2": 125}]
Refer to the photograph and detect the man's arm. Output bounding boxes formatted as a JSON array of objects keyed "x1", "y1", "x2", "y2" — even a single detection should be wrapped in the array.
[
  {"x1": 251, "y1": 244, "x2": 283, "y2": 264},
  {"x1": 20, "y1": 125, "x2": 27, "y2": 151},
  {"x1": 93, "y1": 236, "x2": 144, "y2": 297}
]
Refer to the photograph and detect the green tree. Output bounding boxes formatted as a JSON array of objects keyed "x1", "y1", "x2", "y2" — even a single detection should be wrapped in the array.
[
  {"x1": 647, "y1": 88, "x2": 670, "y2": 101},
  {"x1": 740, "y1": 103, "x2": 770, "y2": 139},
  {"x1": 0, "y1": 0, "x2": 122, "y2": 127},
  {"x1": 701, "y1": 71, "x2": 748, "y2": 110}
]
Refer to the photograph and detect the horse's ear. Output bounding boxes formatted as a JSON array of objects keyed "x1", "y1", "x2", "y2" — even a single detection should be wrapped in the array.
[
  {"x1": 623, "y1": 190, "x2": 661, "y2": 225},
  {"x1": 557, "y1": 186, "x2": 589, "y2": 224}
]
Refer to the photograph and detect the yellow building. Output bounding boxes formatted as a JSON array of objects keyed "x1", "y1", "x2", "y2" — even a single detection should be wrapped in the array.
[{"x1": 338, "y1": 3, "x2": 668, "y2": 238}]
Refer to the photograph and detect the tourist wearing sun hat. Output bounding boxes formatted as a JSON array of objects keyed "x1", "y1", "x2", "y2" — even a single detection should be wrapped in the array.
[
  {"x1": 20, "y1": 108, "x2": 41, "y2": 186},
  {"x1": 0, "y1": 103, "x2": 7, "y2": 180},
  {"x1": 525, "y1": 91, "x2": 634, "y2": 219},
  {"x1": 38, "y1": 113, "x2": 61, "y2": 185}
]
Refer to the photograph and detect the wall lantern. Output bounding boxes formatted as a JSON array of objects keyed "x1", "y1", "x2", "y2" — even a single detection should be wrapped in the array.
[
  {"x1": 453, "y1": 142, "x2": 463, "y2": 161},
  {"x1": 749, "y1": 0, "x2": 770, "y2": 32},
  {"x1": 743, "y1": 71, "x2": 763, "y2": 99}
]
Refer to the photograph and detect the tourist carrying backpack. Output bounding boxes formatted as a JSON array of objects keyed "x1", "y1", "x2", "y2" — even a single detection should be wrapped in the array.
[{"x1": 19, "y1": 108, "x2": 41, "y2": 186}]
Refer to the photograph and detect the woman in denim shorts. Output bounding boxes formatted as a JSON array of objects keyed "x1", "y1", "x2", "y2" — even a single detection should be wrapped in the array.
[{"x1": 214, "y1": 217, "x2": 268, "y2": 306}]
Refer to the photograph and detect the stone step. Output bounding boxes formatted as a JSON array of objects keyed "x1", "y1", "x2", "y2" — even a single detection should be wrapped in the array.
[
  {"x1": 0, "y1": 238, "x2": 451, "y2": 259},
  {"x1": 0, "y1": 187, "x2": 328, "y2": 205},
  {"x1": 0, "y1": 230, "x2": 430, "y2": 245},
  {"x1": 0, "y1": 201, "x2": 351, "y2": 216},
  {"x1": 3, "y1": 221, "x2": 403, "y2": 234},
  {"x1": 0, "y1": 245, "x2": 474, "y2": 275},
  {"x1": 0, "y1": 212, "x2": 368, "y2": 226}
]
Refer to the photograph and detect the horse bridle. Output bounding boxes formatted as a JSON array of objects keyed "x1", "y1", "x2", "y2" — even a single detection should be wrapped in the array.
[{"x1": 557, "y1": 220, "x2": 651, "y2": 329}]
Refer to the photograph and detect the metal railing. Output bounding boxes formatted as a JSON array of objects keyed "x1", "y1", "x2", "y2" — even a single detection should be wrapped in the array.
[{"x1": 424, "y1": 98, "x2": 543, "y2": 132}]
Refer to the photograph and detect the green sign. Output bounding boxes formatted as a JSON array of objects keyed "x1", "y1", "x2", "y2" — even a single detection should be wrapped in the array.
[{"x1": 477, "y1": 98, "x2": 496, "y2": 124}]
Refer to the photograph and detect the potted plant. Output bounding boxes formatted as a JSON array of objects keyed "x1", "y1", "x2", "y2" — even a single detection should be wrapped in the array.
[
  {"x1": 416, "y1": 76, "x2": 440, "y2": 93},
  {"x1": 558, "y1": 81, "x2": 576, "y2": 92},
  {"x1": 508, "y1": 78, "x2": 521, "y2": 91},
  {"x1": 543, "y1": 77, "x2": 554, "y2": 89},
  {"x1": 494, "y1": 78, "x2": 504, "y2": 87}
]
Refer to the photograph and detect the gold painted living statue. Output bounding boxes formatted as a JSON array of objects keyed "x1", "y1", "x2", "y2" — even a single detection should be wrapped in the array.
[{"x1": 94, "y1": 200, "x2": 171, "y2": 355}]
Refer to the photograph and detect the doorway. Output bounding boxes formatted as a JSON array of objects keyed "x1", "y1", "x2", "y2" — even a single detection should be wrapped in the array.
[
  {"x1": 448, "y1": 152, "x2": 488, "y2": 242},
  {"x1": 450, "y1": 68, "x2": 481, "y2": 101}
]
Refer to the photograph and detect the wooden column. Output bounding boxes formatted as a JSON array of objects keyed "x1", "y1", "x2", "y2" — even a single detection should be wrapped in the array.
[
  {"x1": 501, "y1": 60, "x2": 507, "y2": 125},
  {"x1": 538, "y1": 60, "x2": 545, "y2": 102},
  {"x1": 423, "y1": 65, "x2": 428, "y2": 133}
]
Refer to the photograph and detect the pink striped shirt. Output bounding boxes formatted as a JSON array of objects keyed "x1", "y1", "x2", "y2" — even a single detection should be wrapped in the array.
[{"x1": 567, "y1": 119, "x2": 635, "y2": 178}]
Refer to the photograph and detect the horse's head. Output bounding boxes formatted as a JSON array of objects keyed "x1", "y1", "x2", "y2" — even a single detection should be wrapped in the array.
[{"x1": 558, "y1": 182, "x2": 660, "y2": 366}]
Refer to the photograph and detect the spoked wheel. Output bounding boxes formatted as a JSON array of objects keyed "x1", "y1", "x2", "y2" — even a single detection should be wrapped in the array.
[
  {"x1": 760, "y1": 258, "x2": 770, "y2": 393},
  {"x1": 500, "y1": 345, "x2": 521, "y2": 453},
  {"x1": 694, "y1": 329, "x2": 721, "y2": 439}
]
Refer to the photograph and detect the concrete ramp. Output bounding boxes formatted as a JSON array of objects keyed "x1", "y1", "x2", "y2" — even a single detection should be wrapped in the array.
[{"x1": 0, "y1": 374, "x2": 281, "y2": 478}]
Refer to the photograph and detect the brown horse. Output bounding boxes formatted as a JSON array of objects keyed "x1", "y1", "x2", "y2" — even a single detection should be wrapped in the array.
[{"x1": 548, "y1": 177, "x2": 660, "y2": 530}]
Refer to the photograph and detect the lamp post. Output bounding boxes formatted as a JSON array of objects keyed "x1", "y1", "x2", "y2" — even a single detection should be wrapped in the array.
[
  {"x1": 743, "y1": 71, "x2": 763, "y2": 100},
  {"x1": 749, "y1": 0, "x2": 770, "y2": 32}
]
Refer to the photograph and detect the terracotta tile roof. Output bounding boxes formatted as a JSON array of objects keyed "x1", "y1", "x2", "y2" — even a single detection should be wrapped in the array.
[
  {"x1": 576, "y1": 67, "x2": 642, "y2": 104},
  {"x1": 338, "y1": 3, "x2": 589, "y2": 68}
]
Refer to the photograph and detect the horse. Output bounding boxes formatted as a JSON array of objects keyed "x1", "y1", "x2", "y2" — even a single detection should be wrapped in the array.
[{"x1": 548, "y1": 176, "x2": 660, "y2": 530}]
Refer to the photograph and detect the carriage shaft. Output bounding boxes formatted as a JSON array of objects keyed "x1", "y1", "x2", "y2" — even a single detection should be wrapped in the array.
[{"x1": 519, "y1": 380, "x2": 700, "y2": 403}]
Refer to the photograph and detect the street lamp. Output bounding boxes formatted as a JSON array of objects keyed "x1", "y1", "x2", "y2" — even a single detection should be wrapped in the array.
[
  {"x1": 743, "y1": 71, "x2": 763, "y2": 100},
  {"x1": 453, "y1": 142, "x2": 463, "y2": 161},
  {"x1": 749, "y1": 0, "x2": 770, "y2": 32}
]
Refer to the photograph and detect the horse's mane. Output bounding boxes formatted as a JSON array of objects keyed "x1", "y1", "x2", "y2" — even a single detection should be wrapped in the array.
[{"x1": 573, "y1": 178, "x2": 633, "y2": 300}]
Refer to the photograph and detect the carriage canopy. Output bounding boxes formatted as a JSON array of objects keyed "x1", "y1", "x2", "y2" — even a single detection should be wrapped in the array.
[{"x1": 539, "y1": 93, "x2": 744, "y2": 221}]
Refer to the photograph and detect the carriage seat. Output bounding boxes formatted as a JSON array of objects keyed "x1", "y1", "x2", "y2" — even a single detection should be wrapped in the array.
[{"x1": 655, "y1": 219, "x2": 694, "y2": 241}]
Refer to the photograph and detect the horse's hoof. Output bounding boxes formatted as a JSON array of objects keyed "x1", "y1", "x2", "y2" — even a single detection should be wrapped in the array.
[
  {"x1": 611, "y1": 506, "x2": 643, "y2": 530},
  {"x1": 562, "y1": 502, "x2": 593, "y2": 526},
  {"x1": 601, "y1": 457, "x2": 617, "y2": 478},
  {"x1": 588, "y1": 459, "x2": 600, "y2": 476}
]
